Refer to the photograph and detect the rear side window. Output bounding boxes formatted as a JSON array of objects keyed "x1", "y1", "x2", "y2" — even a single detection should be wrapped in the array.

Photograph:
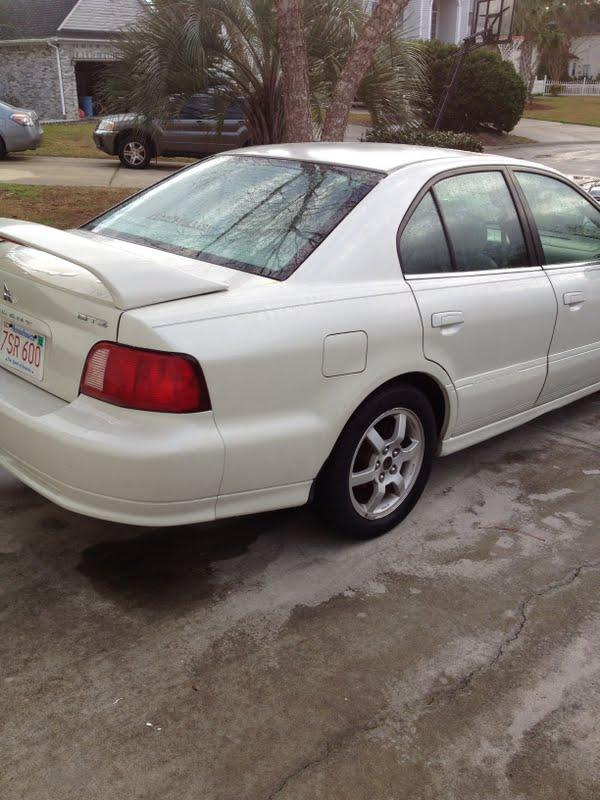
[
  {"x1": 434, "y1": 172, "x2": 529, "y2": 271},
  {"x1": 86, "y1": 155, "x2": 381, "y2": 279},
  {"x1": 399, "y1": 192, "x2": 452, "y2": 275},
  {"x1": 516, "y1": 171, "x2": 600, "y2": 265},
  {"x1": 179, "y1": 95, "x2": 244, "y2": 121},
  {"x1": 179, "y1": 94, "x2": 213, "y2": 119}
]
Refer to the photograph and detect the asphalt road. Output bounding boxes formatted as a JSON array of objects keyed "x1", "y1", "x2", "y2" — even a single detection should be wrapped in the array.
[{"x1": 2, "y1": 394, "x2": 600, "y2": 799}]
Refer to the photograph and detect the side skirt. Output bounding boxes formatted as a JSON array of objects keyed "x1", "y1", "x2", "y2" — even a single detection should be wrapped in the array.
[{"x1": 440, "y1": 380, "x2": 600, "y2": 456}]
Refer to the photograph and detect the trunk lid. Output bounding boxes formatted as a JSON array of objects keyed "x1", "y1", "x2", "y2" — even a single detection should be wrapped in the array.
[{"x1": 0, "y1": 220, "x2": 230, "y2": 401}]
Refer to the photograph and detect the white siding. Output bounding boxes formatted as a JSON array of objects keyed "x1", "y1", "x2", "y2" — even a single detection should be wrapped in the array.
[{"x1": 569, "y1": 35, "x2": 600, "y2": 79}]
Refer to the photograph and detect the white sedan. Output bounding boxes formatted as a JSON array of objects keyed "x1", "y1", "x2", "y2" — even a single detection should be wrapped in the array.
[{"x1": 1, "y1": 144, "x2": 599, "y2": 538}]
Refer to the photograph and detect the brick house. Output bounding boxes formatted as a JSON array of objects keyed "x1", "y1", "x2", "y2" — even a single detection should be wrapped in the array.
[{"x1": 0, "y1": 0, "x2": 143, "y2": 120}]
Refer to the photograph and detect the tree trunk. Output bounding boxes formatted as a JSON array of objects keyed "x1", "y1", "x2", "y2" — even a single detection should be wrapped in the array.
[
  {"x1": 321, "y1": 0, "x2": 410, "y2": 142},
  {"x1": 275, "y1": 0, "x2": 313, "y2": 142},
  {"x1": 519, "y1": 37, "x2": 537, "y2": 102}
]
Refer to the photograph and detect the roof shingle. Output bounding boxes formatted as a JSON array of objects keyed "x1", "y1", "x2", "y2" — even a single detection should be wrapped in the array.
[
  {"x1": 0, "y1": 0, "x2": 142, "y2": 41},
  {"x1": 0, "y1": 0, "x2": 78, "y2": 39}
]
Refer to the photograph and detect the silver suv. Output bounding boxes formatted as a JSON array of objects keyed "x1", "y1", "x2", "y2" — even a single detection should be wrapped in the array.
[
  {"x1": 93, "y1": 94, "x2": 250, "y2": 169},
  {"x1": 0, "y1": 101, "x2": 43, "y2": 158}
]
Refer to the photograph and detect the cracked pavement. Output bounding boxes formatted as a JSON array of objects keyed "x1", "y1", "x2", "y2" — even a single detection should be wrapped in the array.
[{"x1": 2, "y1": 394, "x2": 600, "y2": 799}]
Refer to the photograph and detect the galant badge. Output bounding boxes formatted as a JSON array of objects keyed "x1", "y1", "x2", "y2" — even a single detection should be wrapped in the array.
[{"x1": 2, "y1": 283, "x2": 15, "y2": 304}]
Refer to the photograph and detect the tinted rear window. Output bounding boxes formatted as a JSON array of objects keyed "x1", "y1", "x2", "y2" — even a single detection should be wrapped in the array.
[{"x1": 85, "y1": 155, "x2": 381, "y2": 279}]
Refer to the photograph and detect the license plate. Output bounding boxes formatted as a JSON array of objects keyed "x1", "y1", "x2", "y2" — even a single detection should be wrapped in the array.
[{"x1": 0, "y1": 319, "x2": 45, "y2": 381}]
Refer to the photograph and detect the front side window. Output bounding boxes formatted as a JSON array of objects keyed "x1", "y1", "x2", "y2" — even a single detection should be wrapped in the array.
[
  {"x1": 516, "y1": 171, "x2": 600, "y2": 265},
  {"x1": 86, "y1": 155, "x2": 380, "y2": 279},
  {"x1": 433, "y1": 171, "x2": 529, "y2": 271},
  {"x1": 399, "y1": 191, "x2": 452, "y2": 275}
]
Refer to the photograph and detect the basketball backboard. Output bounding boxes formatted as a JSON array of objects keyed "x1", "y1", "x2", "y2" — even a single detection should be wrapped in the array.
[{"x1": 472, "y1": 0, "x2": 516, "y2": 44}]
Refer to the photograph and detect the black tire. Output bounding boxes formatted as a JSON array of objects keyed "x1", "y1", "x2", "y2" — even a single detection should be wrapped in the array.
[
  {"x1": 316, "y1": 384, "x2": 437, "y2": 539},
  {"x1": 0, "y1": 137, "x2": 6, "y2": 160},
  {"x1": 118, "y1": 134, "x2": 152, "y2": 169}
]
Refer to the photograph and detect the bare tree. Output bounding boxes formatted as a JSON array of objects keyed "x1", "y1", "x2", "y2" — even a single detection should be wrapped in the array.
[
  {"x1": 321, "y1": 0, "x2": 410, "y2": 141},
  {"x1": 276, "y1": 0, "x2": 313, "y2": 141}
]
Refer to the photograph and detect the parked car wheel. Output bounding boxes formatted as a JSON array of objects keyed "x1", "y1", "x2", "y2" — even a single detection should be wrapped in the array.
[
  {"x1": 317, "y1": 384, "x2": 436, "y2": 539},
  {"x1": 118, "y1": 135, "x2": 152, "y2": 169},
  {"x1": 0, "y1": 137, "x2": 6, "y2": 160}
]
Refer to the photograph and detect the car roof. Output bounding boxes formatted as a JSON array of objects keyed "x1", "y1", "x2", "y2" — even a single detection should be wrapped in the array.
[{"x1": 236, "y1": 142, "x2": 550, "y2": 176}]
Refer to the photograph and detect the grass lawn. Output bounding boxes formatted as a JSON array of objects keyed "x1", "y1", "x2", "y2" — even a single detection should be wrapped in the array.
[
  {"x1": 348, "y1": 109, "x2": 373, "y2": 126},
  {"x1": 0, "y1": 184, "x2": 132, "y2": 228},
  {"x1": 38, "y1": 122, "x2": 109, "y2": 158},
  {"x1": 36, "y1": 122, "x2": 197, "y2": 163},
  {"x1": 522, "y1": 96, "x2": 600, "y2": 126}
]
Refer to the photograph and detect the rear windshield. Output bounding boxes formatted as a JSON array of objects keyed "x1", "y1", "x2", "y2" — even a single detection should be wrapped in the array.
[{"x1": 85, "y1": 155, "x2": 381, "y2": 279}]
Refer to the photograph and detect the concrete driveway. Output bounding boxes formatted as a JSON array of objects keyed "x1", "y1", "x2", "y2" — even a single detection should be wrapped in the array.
[
  {"x1": 2, "y1": 394, "x2": 600, "y2": 799},
  {"x1": 0, "y1": 154, "x2": 184, "y2": 189},
  {"x1": 513, "y1": 117, "x2": 600, "y2": 144}
]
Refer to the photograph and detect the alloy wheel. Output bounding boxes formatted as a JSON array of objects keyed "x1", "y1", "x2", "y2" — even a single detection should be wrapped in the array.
[
  {"x1": 123, "y1": 141, "x2": 147, "y2": 166},
  {"x1": 349, "y1": 407, "x2": 424, "y2": 520}
]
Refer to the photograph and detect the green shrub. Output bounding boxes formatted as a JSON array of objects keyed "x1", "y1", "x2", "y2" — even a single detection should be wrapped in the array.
[
  {"x1": 418, "y1": 40, "x2": 526, "y2": 132},
  {"x1": 364, "y1": 126, "x2": 483, "y2": 152},
  {"x1": 548, "y1": 82, "x2": 562, "y2": 96}
]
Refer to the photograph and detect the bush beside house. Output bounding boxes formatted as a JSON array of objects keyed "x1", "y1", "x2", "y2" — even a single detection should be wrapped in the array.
[{"x1": 420, "y1": 41, "x2": 526, "y2": 132}]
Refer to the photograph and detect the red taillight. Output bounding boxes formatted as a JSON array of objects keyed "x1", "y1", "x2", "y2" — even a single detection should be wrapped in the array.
[{"x1": 80, "y1": 342, "x2": 210, "y2": 413}]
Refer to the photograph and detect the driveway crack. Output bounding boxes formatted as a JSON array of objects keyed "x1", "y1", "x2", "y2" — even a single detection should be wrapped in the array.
[
  {"x1": 425, "y1": 559, "x2": 600, "y2": 706},
  {"x1": 264, "y1": 559, "x2": 600, "y2": 799},
  {"x1": 265, "y1": 720, "x2": 379, "y2": 800}
]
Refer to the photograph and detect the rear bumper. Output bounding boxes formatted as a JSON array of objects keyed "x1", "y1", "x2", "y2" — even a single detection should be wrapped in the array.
[{"x1": 0, "y1": 368, "x2": 224, "y2": 526}]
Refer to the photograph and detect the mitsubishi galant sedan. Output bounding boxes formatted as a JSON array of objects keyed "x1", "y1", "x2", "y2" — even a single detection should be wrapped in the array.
[{"x1": 1, "y1": 144, "x2": 599, "y2": 538}]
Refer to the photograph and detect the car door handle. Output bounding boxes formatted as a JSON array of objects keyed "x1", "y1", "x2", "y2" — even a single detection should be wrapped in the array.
[
  {"x1": 431, "y1": 311, "x2": 464, "y2": 328},
  {"x1": 563, "y1": 291, "x2": 585, "y2": 306}
]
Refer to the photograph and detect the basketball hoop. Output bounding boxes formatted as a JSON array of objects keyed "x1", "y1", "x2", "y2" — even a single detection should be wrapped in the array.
[
  {"x1": 472, "y1": 0, "x2": 516, "y2": 45},
  {"x1": 432, "y1": 0, "x2": 517, "y2": 130}
]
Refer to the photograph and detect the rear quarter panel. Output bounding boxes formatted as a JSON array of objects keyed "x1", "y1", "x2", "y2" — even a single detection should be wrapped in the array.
[{"x1": 120, "y1": 289, "x2": 448, "y2": 496}]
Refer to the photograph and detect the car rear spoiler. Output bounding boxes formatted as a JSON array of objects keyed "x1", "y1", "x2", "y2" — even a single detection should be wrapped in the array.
[{"x1": 0, "y1": 219, "x2": 229, "y2": 310}]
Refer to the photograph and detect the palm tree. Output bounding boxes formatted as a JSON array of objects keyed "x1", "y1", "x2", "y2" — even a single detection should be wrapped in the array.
[
  {"x1": 100, "y1": 0, "x2": 426, "y2": 144},
  {"x1": 276, "y1": 0, "x2": 312, "y2": 140},
  {"x1": 307, "y1": 0, "x2": 427, "y2": 135},
  {"x1": 319, "y1": 0, "x2": 413, "y2": 141},
  {"x1": 101, "y1": 0, "x2": 284, "y2": 143}
]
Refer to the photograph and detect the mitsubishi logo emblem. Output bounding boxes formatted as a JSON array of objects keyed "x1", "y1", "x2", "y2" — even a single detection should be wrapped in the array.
[{"x1": 2, "y1": 283, "x2": 15, "y2": 304}]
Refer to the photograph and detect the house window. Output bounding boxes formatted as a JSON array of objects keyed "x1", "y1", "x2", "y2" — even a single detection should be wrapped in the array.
[{"x1": 430, "y1": 0, "x2": 439, "y2": 39}]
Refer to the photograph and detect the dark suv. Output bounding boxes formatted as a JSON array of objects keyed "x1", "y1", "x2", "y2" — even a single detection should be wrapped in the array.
[{"x1": 93, "y1": 94, "x2": 250, "y2": 169}]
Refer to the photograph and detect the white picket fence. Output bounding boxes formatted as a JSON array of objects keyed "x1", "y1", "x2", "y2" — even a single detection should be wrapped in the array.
[{"x1": 533, "y1": 77, "x2": 600, "y2": 96}]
